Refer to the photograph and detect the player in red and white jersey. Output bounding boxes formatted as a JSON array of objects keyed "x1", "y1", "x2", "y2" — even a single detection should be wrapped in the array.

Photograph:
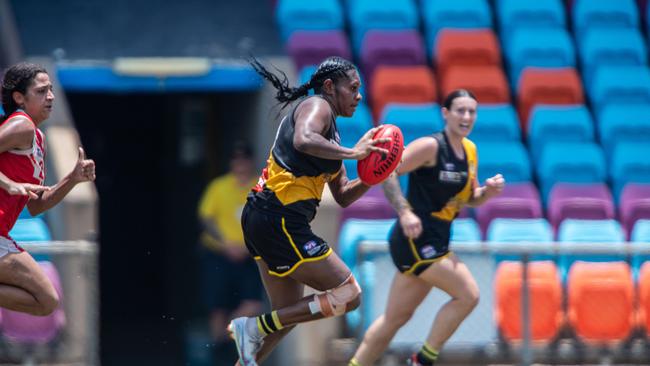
[{"x1": 0, "y1": 63, "x2": 95, "y2": 316}]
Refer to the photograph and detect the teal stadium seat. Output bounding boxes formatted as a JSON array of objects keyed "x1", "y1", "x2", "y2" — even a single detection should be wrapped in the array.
[
  {"x1": 597, "y1": 104, "x2": 650, "y2": 156},
  {"x1": 487, "y1": 218, "x2": 554, "y2": 262},
  {"x1": 496, "y1": 0, "x2": 566, "y2": 34},
  {"x1": 421, "y1": 0, "x2": 492, "y2": 55},
  {"x1": 336, "y1": 103, "x2": 374, "y2": 149},
  {"x1": 470, "y1": 104, "x2": 521, "y2": 143},
  {"x1": 610, "y1": 142, "x2": 650, "y2": 200},
  {"x1": 573, "y1": 0, "x2": 639, "y2": 36},
  {"x1": 348, "y1": 0, "x2": 419, "y2": 56},
  {"x1": 276, "y1": 0, "x2": 344, "y2": 42},
  {"x1": 578, "y1": 28, "x2": 648, "y2": 85},
  {"x1": 536, "y1": 142, "x2": 606, "y2": 202},
  {"x1": 450, "y1": 217, "x2": 481, "y2": 242},
  {"x1": 631, "y1": 219, "x2": 650, "y2": 280},
  {"x1": 475, "y1": 141, "x2": 531, "y2": 183},
  {"x1": 557, "y1": 219, "x2": 626, "y2": 282},
  {"x1": 588, "y1": 66, "x2": 650, "y2": 113},
  {"x1": 527, "y1": 105, "x2": 594, "y2": 162},
  {"x1": 380, "y1": 103, "x2": 443, "y2": 145}
]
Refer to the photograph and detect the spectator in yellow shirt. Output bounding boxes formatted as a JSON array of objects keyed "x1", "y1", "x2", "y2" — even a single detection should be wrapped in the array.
[{"x1": 198, "y1": 141, "x2": 263, "y2": 365}]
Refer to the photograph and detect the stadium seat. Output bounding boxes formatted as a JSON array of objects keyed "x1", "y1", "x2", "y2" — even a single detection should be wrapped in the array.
[
  {"x1": 577, "y1": 28, "x2": 648, "y2": 84},
  {"x1": 340, "y1": 185, "x2": 396, "y2": 223},
  {"x1": 370, "y1": 66, "x2": 437, "y2": 121},
  {"x1": 588, "y1": 66, "x2": 650, "y2": 114},
  {"x1": 547, "y1": 183, "x2": 615, "y2": 231},
  {"x1": 276, "y1": 0, "x2": 344, "y2": 42},
  {"x1": 287, "y1": 31, "x2": 352, "y2": 71},
  {"x1": 487, "y1": 218, "x2": 554, "y2": 262},
  {"x1": 476, "y1": 183, "x2": 543, "y2": 236},
  {"x1": 567, "y1": 261, "x2": 634, "y2": 342},
  {"x1": 440, "y1": 66, "x2": 510, "y2": 104},
  {"x1": 557, "y1": 219, "x2": 626, "y2": 282},
  {"x1": 1, "y1": 261, "x2": 66, "y2": 344},
  {"x1": 527, "y1": 104, "x2": 594, "y2": 162},
  {"x1": 517, "y1": 68, "x2": 584, "y2": 130},
  {"x1": 597, "y1": 104, "x2": 650, "y2": 156},
  {"x1": 496, "y1": 0, "x2": 566, "y2": 34},
  {"x1": 337, "y1": 103, "x2": 374, "y2": 148},
  {"x1": 434, "y1": 29, "x2": 501, "y2": 75},
  {"x1": 494, "y1": 260, "x2": 563, "y2": 341},
  {"x1": 536, "y1": 142, "x2": 606, "y2": 202},
  {"x1": 620, "y1": 184, "x2": 650, "y2": 237},
  {"x1": 470, "y1": 104, "x2": 520, "y2": 143},
  {"x1": 638, "y1": 261, "x2": 650, "y2": 335},
  {"x1": 421, "y1": 0, "x2": 492, "y2": 54},
  {"x1": 348, "y1": 0, "x2": 419, "y2": 55},
  {"x1": 379, "y1": 103, "x2": 443, "y2": 145},
  {"x1": 451, "y1": 217, "x2": 482, "y2": 242},
  {"x1": 610, "y1": 142, "x2": 650, "y2": 200},
  {"x1": 475, "y1": 141, "x2": 531, "y2": 183},
  {"x1": 631, "y1": 220, "x2": 650, "y2": 280},
  {"x1": 360, "y1": 30, "x2": 426, "y2": 81},
  {"x1": 505, "y1": 28, "x2": 576, "y2": 90},
  {"x1": 572, "y1": 0, "x2": 639, "y2": 36}
]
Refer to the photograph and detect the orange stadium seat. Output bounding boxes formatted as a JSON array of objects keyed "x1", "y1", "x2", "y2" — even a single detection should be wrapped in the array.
[
  {"x1": 567, "y1": 261, "x2": 635, "y2": 342},
  {"x1": 370, "y1": 65, "x2": 437, "y2": 120},
  {"x1": 494, "y1": 261, "x2": 563, "y2": 342},
  {"x1": 517, "y1": 68, "x2": 584, "y2": 132},
  {"x1": 441, "y1": 66, "x2": 510, "y2": 104},
  {"x1": 435, "y1": 29, "x2": 502, "y2": 76},
  {"x1": 638, "y1": 261, "x2": 650, "y2": 334}
]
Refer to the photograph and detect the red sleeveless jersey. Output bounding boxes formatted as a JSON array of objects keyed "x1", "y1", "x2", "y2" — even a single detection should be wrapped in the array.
[{"x1": 0, "y1": 111, "x2": 46, "y2": 237}]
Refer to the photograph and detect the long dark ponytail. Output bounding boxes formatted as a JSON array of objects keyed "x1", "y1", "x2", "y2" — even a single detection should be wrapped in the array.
[
  {"x1": 1, "y1": 63, "x2": 48, "y2": 120},
  {"x1": 249, "y1": 56, "x2": 356, "y2": 108}
]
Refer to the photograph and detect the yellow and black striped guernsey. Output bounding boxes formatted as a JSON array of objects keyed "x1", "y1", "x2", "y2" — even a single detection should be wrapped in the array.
[{"x1": 251, "y1": 97, "x2": 342, "y2": 221}]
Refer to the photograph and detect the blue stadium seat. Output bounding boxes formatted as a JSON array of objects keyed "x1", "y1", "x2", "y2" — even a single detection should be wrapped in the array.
[
  {"x1": 588, "y1": 66, "x2": 650, "y2": 113},
  {"x1": 348, "y1": 0, "x2": 419, "y2": 55},
  {"x1": 504, "y1": 28, "x2": 576, "y2": 89},
  {"x1": 451, "y1": 217, "x2": 482, "y2": 242},
  {"x1": 578, "y1": 28, "x2": 648, "y2": 84},
  {"x1": 557, "y1": 219, "x2": 626, "y2": 282},
  {"x1": 597, "y1": 104, "x2": 650, "y2": 156},
  {"x1": 421, "y1": 0, "x2": 492, "y2": 54},
  {"x1": 527, "y1": 105, "x2": 594, "y2": 162},
  {"x1": 470, "y1": 104, "x2": 521, "y2": 143},
  {"x1": 380, "y1": 103, "x2": 443, "y2": 145},
  {"x1": 276, "y1": 0, "x2": 344, "y2": 42},
  {"x1": 537, "y1": 142, "x2": 606, "y2": 202},
  {"x1": 496, "y1": 0, "x2": 566, "y2": 34},
  {"x1": 631, "y1": 219, "x2": 650, "y2": 279},
  {"x1": 487, "y1": 218, "x2": 554, "y2": 262},
  {"x1": 337, "y1": 103, "x2": 374, "y2": 149},
  {"x1": 338, "y1": 218, "x2": 395, "y2": 330},
  {"x1": 476, "y1": 141, "x2": 531, "y2": 183},
  {"x1": 573, "y1": 0, "x2": 639, "y2": 36},
  {"x1": 610, "y1": 142, "x2": 650, "y2": 200}
]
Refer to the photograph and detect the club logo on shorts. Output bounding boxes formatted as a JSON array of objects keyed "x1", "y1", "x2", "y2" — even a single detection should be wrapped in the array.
[
  {"x1": 303, "y1": 240, "x2": 323, "y2": 256},
  {"x1": 421, "y1": 245, "x2": 436, "y2": 259}
]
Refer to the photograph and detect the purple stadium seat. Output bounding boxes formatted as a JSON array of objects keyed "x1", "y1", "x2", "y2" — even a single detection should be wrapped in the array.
[
  {"x1": 620, "y1": 183, "x2": 650, "y2": 238},
  {"x1": 475, "y1": 182, "x2": 543, "y2": 235},
  {"x1": 340, "y1": 185, "x2": 396, "y2": 223},
  {"x1": 287, "y1": 30, "x2": 352, "y2": 72},
  {"x1": 548, "y1": 183, "x2": 615, "y2": 231},
  {"x1": 360, "y1": 30, "x2": 426, "y2": 84},
  {"x1": 1, "y1": 261, "x2": 66, "y2": 344}
]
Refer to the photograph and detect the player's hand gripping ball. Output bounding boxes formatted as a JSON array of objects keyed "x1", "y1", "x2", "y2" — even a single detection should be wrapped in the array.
[{"x1": 357, "y1": 124, "x2": 404, "y2": 186}]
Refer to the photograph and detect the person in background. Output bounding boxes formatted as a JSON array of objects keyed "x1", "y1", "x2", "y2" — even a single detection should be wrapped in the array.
[{"x1": 198, "y1": 141, "x2": 264, "y2": 365}]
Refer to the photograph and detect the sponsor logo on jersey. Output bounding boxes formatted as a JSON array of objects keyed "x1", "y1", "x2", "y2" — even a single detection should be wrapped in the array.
[{"x1": 421, "y1": 245, "x2": 436, "y2": 259}]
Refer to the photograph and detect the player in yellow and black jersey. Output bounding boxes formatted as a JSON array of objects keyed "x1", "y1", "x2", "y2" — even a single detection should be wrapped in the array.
[
  {"x1": 227, "y1": 56, "x2": 391, "y2": 366},
  {"x1": 349, "y1": 90, "x2": 506, "y2": 366}
]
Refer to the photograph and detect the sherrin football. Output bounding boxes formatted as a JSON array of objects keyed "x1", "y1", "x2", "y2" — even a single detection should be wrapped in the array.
[{"x1": 356, "y1": 124, "x2": 404, "y2": 186}]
